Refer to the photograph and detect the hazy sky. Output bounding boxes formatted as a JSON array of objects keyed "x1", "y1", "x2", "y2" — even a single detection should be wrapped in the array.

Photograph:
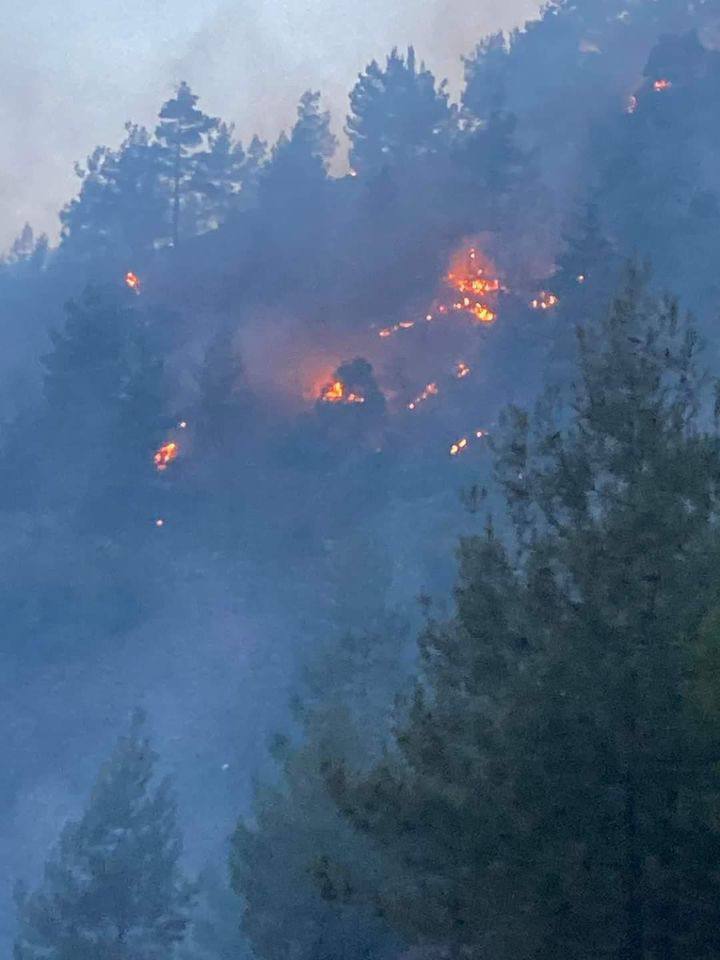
[{"x1": 0, "y1": 0, "x2": 541, "y2": 251}]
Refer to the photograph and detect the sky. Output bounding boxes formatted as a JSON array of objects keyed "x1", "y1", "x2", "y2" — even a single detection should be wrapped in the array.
[{"x1": 0, "y1": 0, "x2": 541, "y2": 251}]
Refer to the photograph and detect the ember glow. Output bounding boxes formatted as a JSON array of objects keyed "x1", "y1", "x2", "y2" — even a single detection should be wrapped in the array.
[
  {"x1": 654, "y1": 78, "x2": 672, "y2": 92},
  {"x1": 408, "y1": 382, "x2": 439, "y2": 411},
  {"x1": 125, "y1": 271, "x2": 141, "y2": 294},
  {"x1": 446, "y1": 248, "x2": 501, "y2": 325},
  {"x1": 378, "y1": 244, "x2": 502, "y2": 339},
  {"x1": 450, "y1": 429, "x2": 489, "y2": 457},
  {"x1": 530, "y1": 291, "x2": 559, "y2": 311},
  {"x1": 320, "y1": 380, "x2": 365, "y2": 405},
  {"x1": 154, "y1": 441, "x2": 179, "y2": 471},
  {"x1": 455, "y1": 362, "x2": 471, "y2": 379}
]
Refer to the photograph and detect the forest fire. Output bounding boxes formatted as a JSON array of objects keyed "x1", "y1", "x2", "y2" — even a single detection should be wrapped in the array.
[
  {"x1": 154, "y1": 441, "x2": 179, "y2": 471},
  {"x1": 378, "y1": 244, "x2": 501, "y2": 339},
  {"x1": 408, "y1": 382, "x2": 439, "y2": 411},
  {"x1": 531, "y1": 291, "x2": 559, "y2": 311},
  {"x1": 654, "y1": 78, "x2": 672, "y2": 92},
  {"x1": 446, "y1": 247, "x2": 501, "y2": 325},
  {"x1": 125, "y1": 271, "x2": 141, "y2": 294},
  {"x1": 320, "y1": 380, "x2": 365, "y2": 404}
]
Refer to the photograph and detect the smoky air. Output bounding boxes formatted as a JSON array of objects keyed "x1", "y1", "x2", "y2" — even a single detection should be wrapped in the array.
[{"x1": 3, "y1": 5, "x2": 720, "y2": 960}]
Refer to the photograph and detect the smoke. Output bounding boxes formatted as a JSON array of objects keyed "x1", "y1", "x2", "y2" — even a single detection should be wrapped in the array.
[{"x1": 0, "y1": 0, "x2": 541, "y2": 251}]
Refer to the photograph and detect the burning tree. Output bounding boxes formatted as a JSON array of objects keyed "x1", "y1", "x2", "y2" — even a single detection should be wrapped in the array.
[{"x1": 316, "y1": 359, "x2": 386, "y2": 416}]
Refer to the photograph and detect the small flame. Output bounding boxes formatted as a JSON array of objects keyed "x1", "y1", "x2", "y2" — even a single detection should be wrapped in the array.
[
  {"x1": 125, "y1": 271, "x2": 141, "y2": 294},
  {"x1": 154, "y1": 441, "x2": 179, "y2": 471},
  {"x1": 626, "y1": 95, "x2": 638, "y2": 114},
  {"x1": 455, "y1": 361, "x2": 471, "y2": 379},
  {"x1": 530, "y1": 291, "x2": 559, "y2": 311},
  {"x1": 654, "y1": 78, "x2": 672, "y2": 92},
  {"x1": 577, "y1": 274, "x2": 586, "y2": 284},
  {"x1": 155, "y1": 518, "x2": 165, "y2": 527},
  {"x1": 450, "y1": 429, "x2": 489, "y2": 457},
  {"x1": 320, "y1": 380, "x2": 365, "y2": 405},
  {"x1": 408, "y1": 382, "x2": 439, "y2": 411},
  {"x1": 178, "y1": 421, "x2": 188, "y2": 429}
]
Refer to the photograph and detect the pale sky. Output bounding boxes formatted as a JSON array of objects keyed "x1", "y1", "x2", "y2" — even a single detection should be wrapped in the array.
[{"x1": 0, "y1": 0, "x2": 541, "y2": 250}]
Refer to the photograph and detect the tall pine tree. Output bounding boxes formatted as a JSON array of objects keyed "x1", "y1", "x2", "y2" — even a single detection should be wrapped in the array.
[
  {"x1": 155, "y1": 81, "x2": 218, "y2": 247},
  {"x1": 14, "y1": 711, "x2": 193, "y2": 960}
]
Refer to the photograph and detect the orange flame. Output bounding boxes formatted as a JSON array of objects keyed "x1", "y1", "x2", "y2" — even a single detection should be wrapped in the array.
[
  {"x1": 125, "y1": 271, "x2": 141, "y2": 294},
  {"x1": 154, "y1": 441, "x2": 179, "y2": 471},
  {"x1": 320, "y1": 380, "x2": 365, "y2": 405},
  {"x1": 446, "y1": 247, "x2": 501, "y2": 325},
  {"x1": 408, "y1": 382, "x2": 439, "y2": 411},
  {"x1": 449, "y1": 429, "x2": 489, "y2": 457},
  {"x1": 378, "y1": 244, "x2": 502, "y2": 340},
  {"x1": 654, "y1": 79, "x2": 672, "y2": 92}
]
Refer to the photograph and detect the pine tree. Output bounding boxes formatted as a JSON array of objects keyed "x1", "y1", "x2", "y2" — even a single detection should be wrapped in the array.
[
  {"x1": 193, "y1": 122, "x2": 247, "y2": 231},
  {"x1": 260, "y1": 91, "x2": 336, "y2": 205},
  {"x1": 60, "y1": 124, "x2": 165, "y2": 261},
  {"x1": 347, "y1": 48, "x2": 455, "y2": 177},
  {"x1": 230, "y1": 620, "x2": 407, "y2": 960},
  {"x1": 155, "y1": 81, "x2": 218, "y2": 247},
  {"x1": 325, "y1": 268, "x2": 720, "y2": 960},
  {"x1": 34, "y1": 286, "x2": 167, "y2": 530},
  {"x1": 14, "y1": 710, "x2": 193, "y2": 960},
  {"x1": 195, "y1": 325, "x2": 251, "y2": 454}
]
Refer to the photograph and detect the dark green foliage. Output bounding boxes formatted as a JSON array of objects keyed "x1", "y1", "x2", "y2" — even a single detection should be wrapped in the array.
[
  {"x1": 14, "y1": 711, "x2": 193, "y2": 960},
  {"x1": 326, "y1": 270, "x2": 720, "y2": 959},
  {"x1": 230, "y1": 618, "x2": 409, "y2": 960},
  {"x1": 260, "y1": 91, "x2": 336, "y2": 205},
  {"x1": 347, "y1": 47, "x2": 455, "y2": 178},
  {"x1": 155, "y1": 81, "x2": 219, "y2": 247},
  {"x1": 60, "y1": 124, "x2": 166, "y2": 261}
]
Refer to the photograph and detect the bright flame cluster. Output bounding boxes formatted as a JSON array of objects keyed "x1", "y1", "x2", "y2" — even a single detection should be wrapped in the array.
[
  {"x1": 154, "y1": 441, "x2": 179, "y2": 471},
  {"x1": 378, "y1": 247, "x2": 502, "y2": 339},
  {"x1": 654, "y1": 78, "x2": 672, "y2": 92},
  {"x1": 446, "y1": 248, "x2": 501, "y2": 325},
  {"x1": 320, "y1": 380, "x2": 365, "y2": 405}
]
